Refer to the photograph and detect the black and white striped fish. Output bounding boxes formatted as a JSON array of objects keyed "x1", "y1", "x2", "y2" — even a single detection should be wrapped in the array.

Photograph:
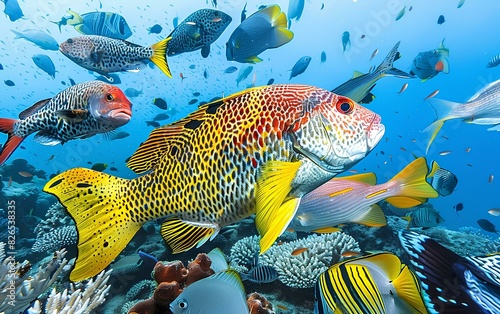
[
  {"x1": 0, "y1": 81, "x2": 132, "y2": 165},
  {"x1": 59, "y1": 35, "x2": 172, "y2": 80},
  {"x1": 487, "y1": 54, "x2": 500, "y2": 68},
  {"x1": 399, "y1": 230, "x2": 500, "y2": 314},
  {"x1": 240, "y1": 265, "x2": 278, "y2": 283},
  {"x1": 404, "y1": 204, "x2": 445, "y2": 228}
]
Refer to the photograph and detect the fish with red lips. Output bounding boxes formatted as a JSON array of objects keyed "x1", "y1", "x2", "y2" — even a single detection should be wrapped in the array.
[{"x1": 0, "y1": 81, "x2": 132, "y2": 165}]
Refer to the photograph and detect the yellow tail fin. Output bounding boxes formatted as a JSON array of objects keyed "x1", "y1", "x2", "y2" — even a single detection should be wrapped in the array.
[
  {"x1": 66, "y1": 10, "x2": 83, "y2": 26},
  {"x1": 43, "y1": 168, "x2": 142, "y2": 282},
  {"x1": 385, "y1": 157, "x2": 438, "y2": 208},
  {"x1": 150, "y1": 37, "x2": 172, "y2": 78},
  {"x1": 392, "y1": 265, "x2": 428, "y2": 313}
]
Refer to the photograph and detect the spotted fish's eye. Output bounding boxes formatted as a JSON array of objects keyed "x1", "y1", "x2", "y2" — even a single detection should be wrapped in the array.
[
  {"x1": 66, "y1": 38, "x2": 73, "y2": 44},
  {"x1": 106, "y1": 94, "x2": 114, "y2": 101},
  {"x1": 336, "y1": 100, "x2": 354, "y2": 114}
]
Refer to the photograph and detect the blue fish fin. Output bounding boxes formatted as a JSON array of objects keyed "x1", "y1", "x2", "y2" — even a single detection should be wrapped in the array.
[
  {"x1": 207, "y1": 248, "x2": 229, "y2": 273},
  {"x1": 201, "y1": 45, "x2": 210, "y2": 58}
]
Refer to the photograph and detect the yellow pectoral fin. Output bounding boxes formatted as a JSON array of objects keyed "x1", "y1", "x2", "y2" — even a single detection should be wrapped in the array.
[
  {"x1": 353, "y1": 204, "x2": 387, "y2": 227},
  {"x1": 160, "y1": 218, "x2": 217, "y2": 254},
  {"x1": 386, "y1": 196, "x2": 426, "y2": 208},
  {"x1": 392, "y1": 265, "x2": 428, "y2": 313},
  {"x1": 255, "y1": 161, "x2": 302, "y2": 254}
]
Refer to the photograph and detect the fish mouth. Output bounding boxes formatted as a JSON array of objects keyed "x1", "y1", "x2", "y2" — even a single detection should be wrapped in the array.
[
  {"x1": 366, "y1": 114, "x2": 385, "y2": 150},
  {"x1": 107, "y1": 108, "x2": 132, "y2": 124}
]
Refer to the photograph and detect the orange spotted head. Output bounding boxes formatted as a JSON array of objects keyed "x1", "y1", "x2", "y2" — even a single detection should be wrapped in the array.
[{"x1": 87, "y1": 82, "x2": 132, "y2": 127}]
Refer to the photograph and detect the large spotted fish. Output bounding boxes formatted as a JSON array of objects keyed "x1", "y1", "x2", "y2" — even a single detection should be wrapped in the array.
[
  {"x1": 43, "y1": 84, "x2": 384, "y2": 281},
  {"x1": 167, "y1": 9, "x2": 232, "y2": 58},
  {"x1": 59, "y1": 35, "x2": 172, "y2": 81},
  {"x1": 0, "y1": 81, "x2": 132, "y2": 165}
]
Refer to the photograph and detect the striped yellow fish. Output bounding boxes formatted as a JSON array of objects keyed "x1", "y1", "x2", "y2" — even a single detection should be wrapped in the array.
[
  {"x1": 315, "y1": 253, "x2": 428, "y2": 314},
  {"x1": 43, "y1": 84, "x2": 385, "y2": 281}
]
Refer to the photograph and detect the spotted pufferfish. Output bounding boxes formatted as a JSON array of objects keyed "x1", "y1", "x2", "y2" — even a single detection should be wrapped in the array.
[{"x1": 43, "y1": 84, "x2": 385, "y2": 281}]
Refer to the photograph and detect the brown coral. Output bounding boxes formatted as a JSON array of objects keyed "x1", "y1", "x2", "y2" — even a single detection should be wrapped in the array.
[{"x1": 247, "y1": 292, "x2": 274, "y2": 314}]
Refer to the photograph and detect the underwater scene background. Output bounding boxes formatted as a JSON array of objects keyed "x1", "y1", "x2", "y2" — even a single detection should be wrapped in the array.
[{"x1": 0, "y1": 0, "x2": 499, "y2": 313}]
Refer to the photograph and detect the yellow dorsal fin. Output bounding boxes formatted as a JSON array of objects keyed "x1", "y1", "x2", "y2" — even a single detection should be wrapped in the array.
[
  {"x1": 255, "y1": 161, "x2": 302, "y2": 253},
  {"x1": 43, "y1": 168, "x2": 141, "y2": 282},
  {"x1": 334, "y1": 172, "x2": 377, "y2": 185},
  {"x1": 392, "y1": 265, "x2": 428, "y2": 313},
  {"x1": 160, "y1": 218, "x2": 217, "y2": 253},
  {"x1": 352, "y1": 70, "x2": 365, "y2": 78},
  {"x1": 386, "y1": 157, "x2": 438, "y2": 208},
  {"x1": 353, "y1": 204, "x2": 387, "y2": 227},
  {"x1": 427, "y1": 160, "x2": 440, "y2": 179},
  {"x1": 356, "y1": 253, "x2": 402, "y2": 281}
]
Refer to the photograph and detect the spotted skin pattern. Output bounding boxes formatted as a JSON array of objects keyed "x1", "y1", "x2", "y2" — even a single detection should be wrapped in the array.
[
  {"x1": 60, "y1": 35, "x2": 157, "y2": 75},
  {"x1": 12, "y1": 81, "x2": 132, "y2": 142},
  {"x1": 167, "y1": 9, "x2": 232, "y2": 57},
  {"x1": 44, "y1": 84, "x2": 384, "y2": 281}
]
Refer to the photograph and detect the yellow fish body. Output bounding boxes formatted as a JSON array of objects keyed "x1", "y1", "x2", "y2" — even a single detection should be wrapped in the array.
[{"x1": 43, "y1": 84, "x2": 385, "y2": 281}]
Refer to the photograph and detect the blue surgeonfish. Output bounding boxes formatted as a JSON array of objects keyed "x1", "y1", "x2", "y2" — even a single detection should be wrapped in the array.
[
  {"x1": 410, "y1": 39, "x2": 449, "y2": 81},
  {"x1": 3, "y1": 0, "x2": 24, "y2": 21},
  {"x1": 399, "y1": 230, "x2": 500, "y2": 314},
  {"x1": 315, "y1": 252, "x2": 428, "y2": 313},
  {"x1": 167, "y1": 9, "x2": 232, "y2": 58},
  {"x1": 226, "y1": 5, "x2": 293, "y2": 63},
  {"x1": 170, "y1": 270, "x2": 248, "y2": 314},
  {"x1": 289, "y1": 56, "x2": 311, "y2": 80},
  {"x1": 31, "y1": 54, "x2": 56, "y2": 78}
]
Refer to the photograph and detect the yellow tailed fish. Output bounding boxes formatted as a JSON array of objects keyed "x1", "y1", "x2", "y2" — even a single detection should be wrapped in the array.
[{"x1": 43, "y1": 84, "x2": 385, "y2": 281}]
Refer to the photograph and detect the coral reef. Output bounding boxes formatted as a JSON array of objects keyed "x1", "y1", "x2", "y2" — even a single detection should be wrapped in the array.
[
  {"x1": 0, "y1": 245, "x2": 68, "y2": 313},
  {"x1": 247, "y1": 292, "x2": 274, "y2": 314},
  {"x1": 27, "y1": 269, "x2": 112, "y2": 314},
  {"x1": 230, "y1": 232, "x2": 360, "y2": 289},
  {"x1": 33, "y1": 203, "x2": 75, "y2": 237},
  {"x1": 32, "y1": 226, "x2": 77, "y2": 253},
  {"x1": 0, "y1": 158, "x2": 46, "y2": 184}
]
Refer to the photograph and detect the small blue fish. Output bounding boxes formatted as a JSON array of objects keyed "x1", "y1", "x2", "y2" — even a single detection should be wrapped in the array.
[
  {"x1": 173, "y1": 15, "x2": 179, "y2": 28},
  {"x1": 437, "y1": 15, "x2": 445, "y2": 25},
  {"x1": 32, "y1": 54, "x2": 56, "y2": 78},
  {"x1": 148, "y1": 24, "x2": 163, "y2": 34},
  {"x1": 224, "y1": 66, "x2": 238, "y2": 74},
  {"x1": 267, "y1": 78, "x2": 274, "y2": 85},
  {"x1": 487, "y1": 54, "x2": 500, "y2": 68},
  {"x1": 289, "y1": 56, "x2": 311, "y2": 80},
  {"x1": 203, "y1": 69, "x2": 208, "y2": 79},
  {"x1": 288, "y1": 0, "x2": 305, "y2": 22},
  {"x1": 240, "y1": 265, "x2": 278, "y2": 283},
  {"x1": 241, "y1": 2, "x2": 247, "y2": 22},
  {"x1": 11, "y1": 29, "x2": 59, "y2": 51},
  {"x1": 236, "y1": 65, "x2": 253, "y2": 86},
  {"x1": 395, "y1": 6, "x2": 406, "y2": 21},
  {"x1": 320, "y1": 51, "x2": 326, "y2": 63},
  {"x1": 124, "y1": 88, "x2": 143, "y2": 98},
  {"x1": 4, "y1": 80, "x2": 15, "y2": 86},
  {"x1": 341, "y1": 31, "x2": 350, "y2": 53},
  {"x1": 3, "y1": 0, "x2": 24, "y2": 21},
  {"x1": 138, "y1": 250, "x2": 158, "y2": 269}
]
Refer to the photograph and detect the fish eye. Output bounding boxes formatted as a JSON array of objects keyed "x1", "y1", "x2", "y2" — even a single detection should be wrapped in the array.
[
  {"x1": 178, "y1": 299, "x2": 188, "y2": 309},
  {"x1": 336, "y1": 100, "x2": 354, "y2": 114},
  {"x1": 106, "y1": 94, "x2": 114, "y2": 101},
  {"x1": 66, "y1": 38, "x2": 73, "y2": 44}
]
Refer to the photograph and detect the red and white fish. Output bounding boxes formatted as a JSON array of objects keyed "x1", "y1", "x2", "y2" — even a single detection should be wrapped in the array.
[{"x1": 0, "y1": 81, "x2": 132, "y2": 165}]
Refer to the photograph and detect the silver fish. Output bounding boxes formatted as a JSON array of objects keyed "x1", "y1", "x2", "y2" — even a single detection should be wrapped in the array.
[
  {"x1": 0, "y1": 81, "x2": 132, "y2": 165},
  {"x1": 332, "y1": 41, "x2": 413, "y2": 103},
  {"x1": 425, "y1": 79, "x2": 500, "y2": 152},
  {"x1": 59, "y1": 35, "x2": 172, "y2": 79}
]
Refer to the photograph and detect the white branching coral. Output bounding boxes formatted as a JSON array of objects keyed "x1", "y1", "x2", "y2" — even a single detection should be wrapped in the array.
[
  {"x1": 32, "y1": 226, "x2": 77, "y2": 253},
  {"x1": 229, "y1": 232, "x2": 360, "y2": 289},
  {"x1": 0, "y1": 246, "x2": 68, "y2": 313},
  {"x1": 28, "y1": 269, "x2": 112, "y2": 314}
]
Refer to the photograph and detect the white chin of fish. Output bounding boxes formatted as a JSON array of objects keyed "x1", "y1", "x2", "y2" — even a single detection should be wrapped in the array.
[{"x1": 368, "y1": 124, "x2": 385, "y2": 149}]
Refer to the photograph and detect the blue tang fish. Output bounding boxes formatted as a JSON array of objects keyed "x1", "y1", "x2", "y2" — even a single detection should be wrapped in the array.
[
  {"x1": 410, "y1": 39, "x2": 449, "y2": 81},
  {"x1": 399, "y1": 230, "x2": 500, "y2": 314},
  {"x1": 170, "y1": 270, "x2": 248, "y2": 314},
  {"x1": 32, "y1": 54, "x2": 56, "y2": 78},
  {"x1": 342, "y1": 31, "x2": 350, "y2": 53},
  {"x1": 289, "y1": 56, "x2": 311, "y2": 80},
  {"x1": 167, "y1": 9, "x2": 232, "y2": 58},
  {"x1": 65, "y1": 10, "x2": 132, "y2": 40},
  {"x1": 226, "y1": 5, "x2": 293, "y2": 63},
  {"x1": 3, "y1": 0, "x2": 24, "y2": 21}
]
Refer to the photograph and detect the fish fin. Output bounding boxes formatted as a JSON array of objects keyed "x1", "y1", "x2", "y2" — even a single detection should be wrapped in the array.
[
  {"x1": 391, "y1": 264, "x2": 428, "y2": 313},
  {"x1": 269, "y1": 9, "x2": 294, "y2": 48},
  {"x1": 468, "y1": 80, "x2": 499, "y2": 102},
  {"x1": 255, "y1": 161, "x2": 302, "y2": 254},
  {"x1": 211, "y1": 270, "x2": 246, "y2": 298},
  {"x1": 207, "y1": 248, "x2": 229, "y2": 273},
  {"x1": 56, "y1": 109, "x2": 89, "y2": 122},
  {"x1": 467, "y1": 117, "x2": 500, "y2": 125},
  {"x1": 437, "y1": 57, "x2": 450, "y2": 74},
  {"x1": 487, "y1": 124, "x2": 500, "y2": 131},
  {"x1": 160, "y1": 217, "x2": 217, "y2": 253},
  {"x1": 437, "y1": 39, "x2": 449, "y2": 58},
  {"x1": 385, "y1": 67, "x2": 414, "y2": 78},
  {"x1": 398, "y1": 230, "x2": 487, "y2": 313},
  {"x1": 427, "y1": 160, "x2": 440, "y2": 179},
  {"x1": 11, "y1": 29, "x2": 24, "y2": 39},
  {"x1": 424, "y1": 99, "x2": 460, "y2": 153},
  {"x1": 73, "y1": 24, "x2": 89, "y2": 35},
  {"x1": 334, "y1": 173, "x2": 377, "y2": 185},
  {"x1": 312, "y1": 227, "x2": 342, "y2": 234},
  {"x1": 375, "y1": 41, "x2": 401, "y2": 73},
  {"x1": 43, "y1": 168, "x2": 142, "y2": 282},
  {"x1": 201, "y1": 45, "x2": 210, "y2": 58},
  {"x1": 150, "y1": 37, "x2": 172, "y2": 78},
  {"x1": 34, "y1": 130, "x2": 62, "y2": 146},
  {"x1": 19, "y1": 98, "x2": 51, "y2": 119},
  {"x1": 352, "y1": 204, "x2": 386, "y2": 227},
  {"x1": 385, "y1": 196, "x2": 426, "y2": 208},
  {"x1": 66, "y1": 10, "x2": 83, "y2": 26},
  {"x1": 386, "y1": 157, "x2": 438, "y2": 207},
  {"x1": 0, "y1": 118, "x2": 23, "y2": 165},
  {"x1": 352, "y1": 70, "x2": 364, "y2": 78},
  {"x1": 90, "y1": 50, "x2": 104, "y2": 64},
  {"x1": 245, "y1": 56, "x2": 263, "y2": 63},
  {"x1": 465, "y1": 254, "x2": 500, "y2": 286}
]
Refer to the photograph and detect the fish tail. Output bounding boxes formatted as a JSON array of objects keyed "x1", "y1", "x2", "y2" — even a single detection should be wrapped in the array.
[
  {"x1": 150, "y1": 37, "x2": 173, "y2": 78},
  {"x1": 391, "y1": 264, "x2": 429, "y2": 313},
  {"x1": 423, "y1": 98, "x2": 459, "y2": 153},
  {"x1": 43, "y1": 168, "x2": 142, "y2": 282},
  {"x1": 0, "y1": 118, "x2": 23, "y2": 165},
  {"x1": 11, "y1": 29, "x2": 23, "y2": 39},
  {"x1": 376, "y1": 41, "x2": 413, "y2": 78},
  {"x1": 66, "y1": 10, "x2": 83, "y2": 26},
  {"x1": 385, "y1": 157, "x2": 438, "y2": 207}
]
